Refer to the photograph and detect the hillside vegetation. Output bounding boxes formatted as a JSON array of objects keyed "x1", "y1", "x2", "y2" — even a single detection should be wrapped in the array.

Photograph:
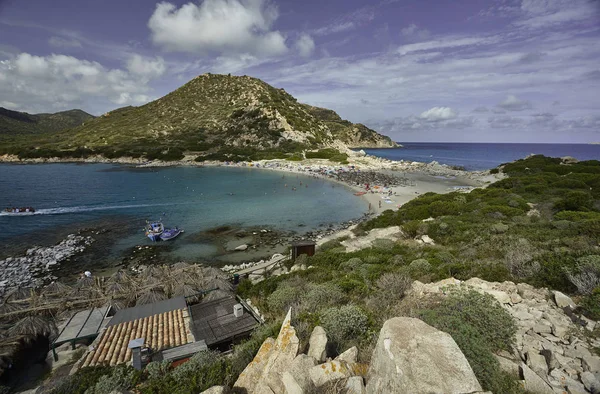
[
  {"x1": 0, "y1": 74, "x2": 395, "y2": 162},
  {"x1": 236, "y1": 155, "x2": 600, "y2": 392},
  {"x1": 0, "y1": 107, "x2": 93, "y2": 135}
]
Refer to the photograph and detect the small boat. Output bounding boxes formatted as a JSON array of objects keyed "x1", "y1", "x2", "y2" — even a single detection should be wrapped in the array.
[
  {"x1": 145, "y1": 221, "x2": 164, "y2": 242},
  {"x1": 4, "y1": 207, "x2": 35, "y2": 213},
  {"x1": 354, "y1": 191, "x2": 367, "y2": 196},
  {"x1": 160, "y1": 227, "x2": 184, "y2": 241}
]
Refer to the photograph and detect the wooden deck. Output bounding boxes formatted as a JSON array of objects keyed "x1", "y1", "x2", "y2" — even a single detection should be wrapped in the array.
[{"x1": 189, "y1": 296, "x2": 259, "y2": 346}]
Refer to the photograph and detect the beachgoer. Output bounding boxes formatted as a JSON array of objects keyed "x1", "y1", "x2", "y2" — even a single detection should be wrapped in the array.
[{"x1": 379, "y1": 201, "x2": 382, "y2": 208}]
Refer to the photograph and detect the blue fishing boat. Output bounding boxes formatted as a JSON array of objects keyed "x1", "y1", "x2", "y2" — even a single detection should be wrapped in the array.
[
  {"x1": 145, "y1": 221, "x2": 164, "y2": 242},
  {"x1": 160, "y1": 227, "x2": 184, "y2": 241}
]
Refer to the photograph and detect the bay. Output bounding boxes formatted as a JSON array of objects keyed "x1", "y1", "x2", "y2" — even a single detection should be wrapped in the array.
[{"x1": 0, "y1": 164, "x2": 367, "y2": 261}]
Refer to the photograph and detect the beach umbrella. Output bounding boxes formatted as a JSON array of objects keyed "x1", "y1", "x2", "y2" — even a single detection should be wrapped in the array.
[
  {"x1": 108, "y1": 269, "x2": 132, "y2": 284},
  {"x1": 172, "y1": 283, "x2": 198, "y2": 298},
  {"x1": 8, "y1": 315, "x2": 58, "y2": 343},
  {"x1": 103, "y1": 281, "x2": 129, "y2": 298},
  {"x1": 4, "y1": 287, "x2": 34, "y2": 302},
  {"x1": 41, "y1": 281, "x2": 72, "y2": 298},
  {"x1": 135, "y1": 290, "x2": 167, "y2": 306},
  {"x1": 202, "y1": 289, "x2": 231, "y2": 303},
  {"x1": 0, "y1": 301, "x2": 23, "y2": 315}
]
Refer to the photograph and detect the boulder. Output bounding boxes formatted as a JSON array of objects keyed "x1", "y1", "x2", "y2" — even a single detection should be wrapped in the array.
[
  {"x1": 495, "y1": 354, "x2": 519, "y2": 376},
  {"x1": 307, "y1": 326, "x2": 328, "y2": 362},
  {"x1": 309, "y1": 360, "x2": 368, "y2": 387},
  {"x1": 485, "y1": 289, "x2": 511, "y2": 304},
  {"x1": 527, "y1": 351, "x2": 549, "y2": 376},
  {"x1": 281, "y1": 372, "x2": 304, "y2": 394},
  {"x1": 234, "y1": 308, "x2": 299, "y2": 393},
  {"x1": 520, "y1": 363, "x2": 554, "y2": 394},
  {"x1": 581, "y1": 371, "x2": 600, "y2": 393},
  {"x1": 365, "y1": 317, "x2": 482, "y2": 394},
  {"x1": 235, "y1": 244, "x2": 249, "y2": 251},
  {"x1": 199, "y1": 386, "x2": 229, "y2": 394},
  {"x1": 336, "y1": 346, "x2": 359, "y2": 364},
  {"x1": 284, "y1": 354, "x2": 316, "y2": 391},
  {"x1": 553, "y1": 291, "x2": 576, "y2": 309},
  {"x1": 345, "y1": 376, "x2": 366, "y2": 394}
]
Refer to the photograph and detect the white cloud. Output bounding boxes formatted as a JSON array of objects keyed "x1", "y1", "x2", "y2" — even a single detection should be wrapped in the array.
[
  {"x1": 497, "y1": 95, "x2": 533, "y2": 111},
  {"x1": 397, "y1": 36, "x2": 497, "y2": 55},
  {"x1": 517, "y1": 0, "x2": 598, "y2": 27},
  {"x1": 126, "y1": 55, "x2": 166, "y2": 81},
  {"x1": 0, "y1": 100, "x2": 19, "y2": 109},
  {"x1": 295, "y1": 34, "x2": 315, "y2": 58},
  {"x1": 419, "y1": 106, "x2": 457, "y2": 121},
  {"x1": 314, "y1": 22, "x2": 355, "y2": 36},
  {"x1": 48, "y1": 36, "x2": 82, "y2": 48},
  {"x1": 400, "y1": 24, "x2": 430, "y2": 41},
  {"x1": 0, "y1": 53, "x2": 158, "y2": 113},
  {"x1": 148, "y1": 0, "x2": 288, "y2": 57}
]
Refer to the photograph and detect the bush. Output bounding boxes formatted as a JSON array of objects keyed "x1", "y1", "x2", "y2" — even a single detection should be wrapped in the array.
[
  {"x1": 140, "y1": 350, "x2": 230, "y2": 394},
  {"x1": 581, "y1": 287, "x2": 600, "y2": 320},
  {"x1": 418, "y1": 288, "x2": 518, "y2": 393},
  {"x1": 564, "y1": 255, "x2": 600, "y2": 295},
  {"x1": 300, "y1": 283, "x2": 345, "y2": 311},
  {"x1": 320, "y1": 304, "x2": 369, "y2": 344},
  {"x1": 409, "y1": 259, "x2": 431, "y2": 276},
  {"x1": 554, "y1": 191, "x2": 594, "y2": 212},
  {"x1": 50, "y1": 366, "x2": 114, "y2": 394},
  {"x1": 371, "y1": 238, "x2": 396, "y2": 250},
  {"x1": 267, "y1": 283, "x2": 302, "y2": 312},
  {"x1": 85, "y1": 365, "x2": 141, "y2": 394}
]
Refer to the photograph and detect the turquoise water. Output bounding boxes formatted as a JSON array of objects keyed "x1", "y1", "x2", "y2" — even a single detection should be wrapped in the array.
[
  {"x1": 362, "y1": 143, "x2": 600, "y2": 171},
  {"x1": 0, "y1": 164, "x2": 367, "y2": 259}
]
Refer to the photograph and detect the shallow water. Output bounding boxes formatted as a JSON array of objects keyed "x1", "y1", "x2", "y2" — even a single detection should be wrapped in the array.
[{"x1": 0, "y1": 164, "x2": 367, "y2": 260}]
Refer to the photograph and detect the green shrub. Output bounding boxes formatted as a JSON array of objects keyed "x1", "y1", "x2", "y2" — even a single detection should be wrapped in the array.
[
  {"x1": 554, "y1": 191, "x2": 594, "y2": 212},
  {"x1": 371, "y1": 238, "x2": 396, "y2": 250},
  {"x1": 85, "y1": 365, "x2": 141, "y2": 394},
  {"x1": 581, "y1": 287, "x2": 600, "y2": 320},
  {"x1": 320, "y1": 304, "x2": 370, "y2": 344},
  {"x1": 50, "y1": 366, "x2": 114, "y2": 394},
  {"x1": 300, "y1": 283, "x2": 345, "y2": 311},
  {"x1": 267, "y1": 283, "x2": 302, "y2": 312},
  {"x1": 409, "y1": 258, "x2": 431, "y2": 276},
  {"x1": 418, "y1": 288, "x2": 518, "y2": 393}
]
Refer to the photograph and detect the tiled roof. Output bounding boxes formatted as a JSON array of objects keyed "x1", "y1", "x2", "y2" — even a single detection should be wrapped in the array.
[{"x1": 81, "y1": 308, "x2": 194, "y2": 367}]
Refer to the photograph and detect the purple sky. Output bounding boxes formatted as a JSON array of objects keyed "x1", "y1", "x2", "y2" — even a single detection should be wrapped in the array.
[{"x1": 0, "y1": 0, "x2": 599, "y2": 142}]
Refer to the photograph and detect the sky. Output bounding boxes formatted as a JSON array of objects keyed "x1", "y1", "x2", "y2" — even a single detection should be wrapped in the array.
[{"x1": 0, "y1": 0, "x2": 599, "y2": 143}]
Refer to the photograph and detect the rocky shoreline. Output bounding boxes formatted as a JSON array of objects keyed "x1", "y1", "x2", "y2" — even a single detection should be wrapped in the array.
[{"x1": 0, "y1": 234, "x2": 94, "y2": 298}]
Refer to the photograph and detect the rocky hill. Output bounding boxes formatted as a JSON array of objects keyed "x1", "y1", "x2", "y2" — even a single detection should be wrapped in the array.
[
  {"x1": 301, "y1": 104, "x2": 398, "y2": 148},
  {"x1": 0, "y1": 107, "x2": 94, "y2": 135},
  {"x1": 0, "y1": 74, "x2": 396, "y2": 161}
]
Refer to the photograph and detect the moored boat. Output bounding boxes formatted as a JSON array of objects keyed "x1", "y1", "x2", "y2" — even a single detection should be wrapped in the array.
[
  {"x1": 159, "y1": 227, "x2": 184, "y2": 241},
  {"x1": 145, "y1": 221, "x2": 164, "y2": 242}
]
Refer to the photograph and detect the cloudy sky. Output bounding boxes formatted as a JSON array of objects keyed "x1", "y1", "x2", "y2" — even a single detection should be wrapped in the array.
[{"x1": 1, "y1": 0, "x2": 599, "y2": 142}]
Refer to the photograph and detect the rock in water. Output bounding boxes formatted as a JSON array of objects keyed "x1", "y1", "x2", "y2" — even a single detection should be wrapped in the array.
[
  {"x1": 307, "y1": 326, "x2": 328, "y2": 362},
  {"x1": 365, "y1": 317, "x2": 483, "y2": 394}
]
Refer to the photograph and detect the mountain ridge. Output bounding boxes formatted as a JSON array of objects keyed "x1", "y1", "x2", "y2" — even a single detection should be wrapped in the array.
[
  {"x1": 0, "y1": 107, "x2": 94, "y2": 135},
  {"x1": 0, "y1": 74, "x2": 396, "y2": 161}
]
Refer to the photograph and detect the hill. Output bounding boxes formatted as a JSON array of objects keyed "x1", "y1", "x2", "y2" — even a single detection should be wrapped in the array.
[
  {"x1": 0, "y1": 74, "x2": 396, "y2": 161},
  {"x1": 0, "y1": 107, "x2": 94, "y2": 135},
  {"x1": 302, "y1": 104, "x2": 398, "y2": 148}
]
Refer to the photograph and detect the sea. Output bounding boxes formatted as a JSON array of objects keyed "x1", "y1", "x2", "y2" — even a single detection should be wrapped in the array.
[
  {"x1": 362, "y1": 143, "x2": 600, "y2": 171},
  {"x1": 0, "y1": 164, "x2": 367, "y2": 261}
]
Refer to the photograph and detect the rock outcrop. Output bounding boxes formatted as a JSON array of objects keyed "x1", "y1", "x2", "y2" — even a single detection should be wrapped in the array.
[
  {"x1": 307, "y1": 326, "x2": 328, "y2": 362},
  {"x1": 410, "y1": 278, "x2": 600, "y2": 394},
  {"x1": 366, "y1": 317, "x2": 483, "y2": 393},
  {"x1": 234, "y1": 308, "x2": 299, "y2": 393}
]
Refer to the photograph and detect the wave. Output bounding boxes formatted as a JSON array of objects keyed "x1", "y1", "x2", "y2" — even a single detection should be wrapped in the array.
[{"x1": 0, "y1": 203, "x2": 175, "y2": 217}]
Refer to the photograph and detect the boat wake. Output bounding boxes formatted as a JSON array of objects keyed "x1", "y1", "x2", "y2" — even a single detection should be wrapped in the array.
[{"x1": 0, "y1": 203, "x2": 175, "y2": 217}]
